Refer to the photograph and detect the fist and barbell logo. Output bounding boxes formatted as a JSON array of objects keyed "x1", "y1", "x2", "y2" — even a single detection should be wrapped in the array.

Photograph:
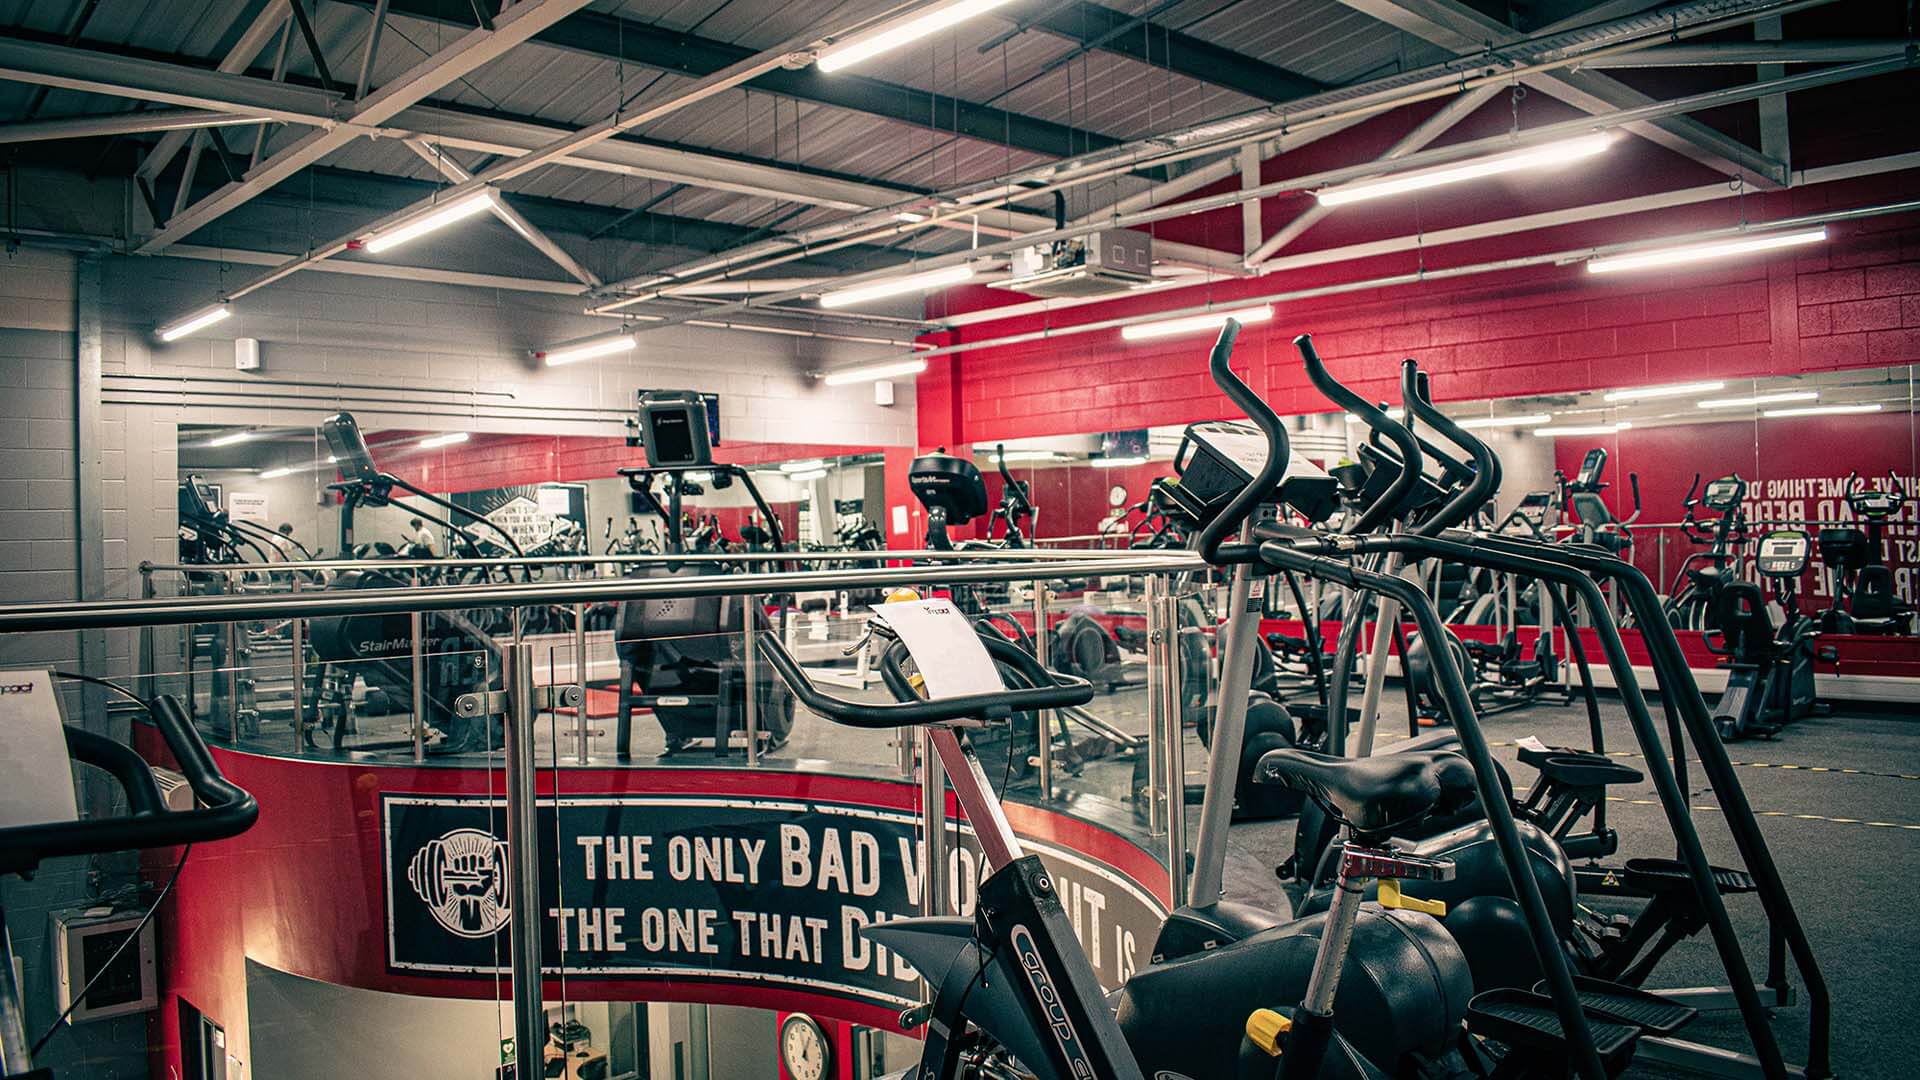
[{"x1": 406, "y1": 828, "x2": 512, "y2": 938}]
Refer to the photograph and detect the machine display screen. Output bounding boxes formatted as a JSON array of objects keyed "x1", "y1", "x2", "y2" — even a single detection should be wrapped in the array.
[
  {"x1": 1762, "y1": 536, "x2": 1806, "y2": 559},
  {"x1": 648, "y1": 409, "x2": 698, "y2": 466}
]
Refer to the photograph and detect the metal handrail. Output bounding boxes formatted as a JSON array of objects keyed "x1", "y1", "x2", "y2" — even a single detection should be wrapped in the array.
[
  {"x1": 4, "y1": 553, "x2": 1205, "y2": 633},
  {"x1": 134, "y1": 547, "x2": 1141, "y2": 576}
]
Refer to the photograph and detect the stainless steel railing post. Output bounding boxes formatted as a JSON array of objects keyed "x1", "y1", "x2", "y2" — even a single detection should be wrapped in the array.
[
  {"x1": 921, "y1": 727, "x2": 948, "y2": 917},
  {"x1": 290, "y1": 577, "x2": 305, "y2": 755},
  {"x1": 574, "y1": 601, "x2": 589, "y2": 765},
  {"x1": 1157, "y1": 573, "x2": 1188, "y2": 900},
  {"x1": 502, "y1": 620, "x2": 545, "y2": 1074},
  {"x1": 743, "y1": 594, "x2": 760, "y2": 767},
  {"x1": 1142, "y1": 575, "x2": 1168, "y2": 839},
  {"x1": 1031, "y1": 583, "x2": 1052, "y2": 802},
  {"x1": 411, "y1": 569, "x2": 425, "y2": 763}
]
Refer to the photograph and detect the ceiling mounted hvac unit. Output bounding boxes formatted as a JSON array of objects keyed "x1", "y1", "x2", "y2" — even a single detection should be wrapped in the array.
[{"x1": 996, "y1": 229, "x2": 1155, "y2": 297}]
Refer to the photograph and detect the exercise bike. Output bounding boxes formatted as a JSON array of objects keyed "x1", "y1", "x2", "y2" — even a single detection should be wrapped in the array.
[
  {"x1": 1707, "y1": 529, "x2": 1832, "y2": 740},
  {"x1": 1818, "y1": 471, "x2": 1914, "y2": 634}
]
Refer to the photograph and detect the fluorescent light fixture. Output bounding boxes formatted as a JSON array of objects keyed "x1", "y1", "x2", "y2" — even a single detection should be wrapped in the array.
[
  {"x1": 206, "y1": 431, "x2": 252, "y2": 447},
  {"x1": 780, "y1": 459, "x2": 828, "y2": 473},
  {"x1": 362, "y1": 192, "x2": 496, "y2": 254},
  {"x1": 326, "y1": 455, "x2": 338, "y2": 464},
  {"x1": 787, "y1": 468, "x2": 829, "y2": 483},
  {"x1": 1698, "y1": 391, "x2": 1819, "y2": 409},
  {"x1": 1121, "y1": 304, "x2": 1275, "y2": 342},
  {"x1": 1763, "y1": 403, "x2": 1883, "y2": 418},
  {"x1": 1532, "y1": 422, "x2": 1632, "y2": 437},
  {"x1": 895, "y1": 211, "x2": 928, "y2": 223},
  {"x1": 1588, "y1": 227, "x2": 1828, "y2": 274},
  {"x1": 1457, "y1": 413, "x2": 1553, "y2": 430},
  {"x1": 539, "y1": 333, "x2": 635, "y2": 367},
  {"x1": 1345, "y1": 407, "x2": 1406, "y2": 424},
  {"x1": 992, "y1": 450, "x2": 1062, "y2": 463},
  {"x1": 816, "y1": 0, "x2": 1019, "y2": 72},
  {"x1": 822, "y1": 358, "x2": 929, "y2": 386},
  {"x1": 1091, "y1": 456, "x2": 1149, "y2": 469},
  {"x1": 158, "y1": 305, "x2": 231, "y2": 342},
  {"x1": 1603, "y1": 381, "x2": 1725, "y2": 402},
  {"x1": 820, "y1": 264, "x2": 974, "y2": 308},
  {"x1": 259, "y1": 466, "x2": 295, "y2": 480},
  {"x1": 418, "y1": 432, "x2": 470, "y2": 449},
  {"x1": 1315, "y1": 133, "x2": 1615, "y2": 208}
]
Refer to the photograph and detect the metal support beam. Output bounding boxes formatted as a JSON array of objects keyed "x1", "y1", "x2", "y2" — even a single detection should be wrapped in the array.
[
  {"x1": 1754, "y1": 19, "x2": 1791, "y2": 169},
  {"x1": 138, "y1": 0, "x2": 596, "y2": 254},
  {"x1": 404, "y1": 138, "x2": 601, "y2": 286},
  {"x1": 1332, "y1": 0, "x2": 1791, "y2": 186},
  {"x1": 73, "y1": 254, "x2": 107, "y2": 801},
  {"x1": 330, "y1": 0, "x2": 1119, "y2": 159},
  {"x1": 0, "y1": 35, "x2": 343, "y2": 125},
  {"x1": 1239, "y1": 144, "x2": 1263, "y2": 258},
  {"x1": 0, "y1": 109, "x2": 270, "y2": 145},
  {"x1": 286, "y1": 0, "x2": 338, "y2": 94},
  {"x1": 155, "y1": 12, "x2": 866, "y2": 311},
  {"x1": 1018, "y1": 0, "x2": 1328, "y2": 101},
  {"x1": 1246, "y1": 83, "x2": 1500, "y2": 267},
  {"x1": 1583, "y1": 39, "x2": 1910, "y2": 66},
  {"x1": 140, "y1": 4, "x2": 291, "y2": 181},
  {"x1": 356, "y1": 0, "x2": 390, "y2": 100}
]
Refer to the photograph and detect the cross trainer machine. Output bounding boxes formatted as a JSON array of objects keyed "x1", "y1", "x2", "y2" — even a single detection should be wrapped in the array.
[{"x1": 1707, "y1": 529, "x2": 1831, "y2": 740}]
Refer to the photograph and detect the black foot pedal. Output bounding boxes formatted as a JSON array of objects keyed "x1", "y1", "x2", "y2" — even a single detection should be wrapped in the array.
[
  {"x1": 1467, "y1": 989, "x2": 1639, "y2": 1073},
  {"x1": 1518, "y1": 746, "x2": 1644, "y2": 788},
  {"x1": 1623, "y1": 857, "x2": 1757, "y2": 896},
  {"x1": 1535, "y1": 976, "x2": 1698, "y2": 1036}
]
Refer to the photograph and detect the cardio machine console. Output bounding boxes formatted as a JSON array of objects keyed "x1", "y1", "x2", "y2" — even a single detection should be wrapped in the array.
[
  {"x1": 1702, "y1": 476, "x2": 1746, "y2": 512},
  {"x1": 1849, "y1": 488, "x2": 1903, "y2": 518},
  {"x1": 1755, "y1": 530, "x2": 1811, "y2": 578},
  {"x1": 1172, "y1": 420, "x2": 1337, "y2": 525}
]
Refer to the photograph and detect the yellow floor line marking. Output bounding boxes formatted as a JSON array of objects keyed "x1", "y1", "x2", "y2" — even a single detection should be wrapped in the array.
[{"x1": 1602, "y1": 795, "x2": 1917, "y2": 831}]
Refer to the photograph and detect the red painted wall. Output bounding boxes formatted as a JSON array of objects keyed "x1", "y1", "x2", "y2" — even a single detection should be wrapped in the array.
[{"x1": 928, "y1": 174, "x2": 1920, "y2": 448}]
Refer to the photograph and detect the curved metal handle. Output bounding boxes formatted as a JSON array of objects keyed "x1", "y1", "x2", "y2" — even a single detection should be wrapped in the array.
[
  {"x1": 1196, "y1": 319, "x2": 1290, "y2": 564},
  {"x1": 755, "y1": 629, "x2": 1093, "y2": 728},
  {"x1": 1298, "y1": 334, "x2": 1419, "y2": 533},
  {"x1": 1, "y1": 693, "x2": 259, "y2": 874},
  {"x1": 1401, "y1": 360, "x2": 1500, "y2": 536}
]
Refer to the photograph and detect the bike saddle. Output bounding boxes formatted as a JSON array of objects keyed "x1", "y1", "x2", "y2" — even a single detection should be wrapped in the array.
[{"x1": 1256, "y1": 748, "x2": 1476, "y2": 833}]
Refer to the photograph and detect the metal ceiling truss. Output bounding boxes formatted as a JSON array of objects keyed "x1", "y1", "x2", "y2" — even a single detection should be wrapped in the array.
[
  {"x1": 1011, "y1": 0, "x2": 1330, "y2": 101},
  {"x1": 324, "y1": 0, "x2": 1120, "y2": 160},
  {"x1": 587, "y1": 0, "x2": 1881, "y2": 318}
]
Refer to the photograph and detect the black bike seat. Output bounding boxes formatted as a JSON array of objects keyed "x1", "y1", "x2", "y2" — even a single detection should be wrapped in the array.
[{"x1": 1256, "y1": 748, "x2": 1476, "y2": 832}]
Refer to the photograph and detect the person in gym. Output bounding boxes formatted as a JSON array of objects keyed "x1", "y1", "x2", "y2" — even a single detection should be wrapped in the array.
[{"x1": 409, "y1": 517, "x2": 438, "y2": 557}]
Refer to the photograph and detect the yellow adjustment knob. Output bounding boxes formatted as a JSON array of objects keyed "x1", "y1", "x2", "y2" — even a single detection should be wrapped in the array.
[
  {"x1": 1245, "y1": 1009, "x2": 1292, "y2": 1056},
  {"x1": 1377, "y1": 879, "x2": 1447, "y2": 917},
  {"x1": 885, "y1": 588, "x2": 923, "y2": 604},
  {"x1": 908, "y1": 673, "x2": 926, "y2": 692}
]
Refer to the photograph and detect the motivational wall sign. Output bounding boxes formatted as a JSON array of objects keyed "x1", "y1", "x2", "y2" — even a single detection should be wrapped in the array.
[{"x1": 382, "y1": 793, "x2": 1166, "y2": 1008}]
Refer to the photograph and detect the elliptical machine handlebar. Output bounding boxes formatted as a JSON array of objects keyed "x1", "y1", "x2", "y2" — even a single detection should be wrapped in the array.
[
  {"x1": 754, "y1": 628, "x2": 1093, "y2": 729},
  {"x1": 1193, "y1": 319, "x2": 1292, "y2": 565},
  {"x1": 1401, "y1": 359, "x2": 1501, "y2": 536},
  {"x1": 2, "y1": 694, "x2": 259, "y2": 876},
  {"x1": 1298, "y1": 333, "x2": 1422, "y2": 533}
]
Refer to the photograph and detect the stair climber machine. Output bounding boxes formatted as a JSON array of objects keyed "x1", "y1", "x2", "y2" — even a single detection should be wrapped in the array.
[
  {"x1": 1252, "y1": 332, "x2": 1830, "y2": 1080},
  {"x1": 611, "y1": 390, "x2": 794, "y2": 759},
  {"x1": 753, "y1": 322, "x2": 1687, "y2": 1080},
  {"x1": 1817, "y1": 470, "x2": 1915, "y2": 634},
  {"x1": 297, "y1": 412, "x2": 527, "y2": 753},
  {"x1": 1707, "y1": 529, "x2": 1833, "y2": 740},
  {"x1": 3, "y1": 683, "x2": 259, "y2": 1080}
]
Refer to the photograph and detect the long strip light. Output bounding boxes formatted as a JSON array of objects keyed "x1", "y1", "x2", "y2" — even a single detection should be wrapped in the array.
[
  {"x1": 362, "y1": 192, "x2": 496, "y2": 254},
  {"x1": 419, "y1": 432, "x2": 470, "y2": 449},
  {"x1": 1532, "y1": 422, "x2": 1632, "y2": 437},
  {"x1": 820, "y1": 264, "x2": 974, "y2": 308},
  {"x1": 539, "y1": 333, "x2": 635, "y2": 367},
  {"x1": 206, "y1": 431, "x2": 253, "y2": 447},
  {"x1": 158, "y1": 305, "x2": 231, "y2": 342},
  {"x1": 821, "y1": 358, "x2": 929, "y2": 386},
  {"x1": 1763, "y1": 403, "x2": 1883, "y2": 418},
  {"x1": 1698, "y1": 390, "x2": 1819, "y2": 409},
  {"x1": 1604, "y1": 380, "x2": 1724, "y2": 402},
  {"x1": 787, "y1": 468, "x2": 829, "y2": 482},
  {"x1": 780, "y1": 459, "x2": 827, "y2": 473},
  {"x1": 816, "y1": 0, "x2": 1019, "y2": 72},
  {"x1": 993, "y1": 450, "x2": 1062, "y2": 463},
  {"x1": 1120, "y1": 304, "x2": 1274, "y2": 342},
  {"x1": 1457, "y1": 412, "x2": 1553, "y2": 430},
  {"x1": 1315, "y1": 133, "x2": 1615, "y2": 208},
  {"x1": 1091, "y1": 456, "x2": 1149, "y2": 469},
  {"x1": 1588, "y1": 227, "x2": 1828, "y2": 274},
  {"x1": 259, "y1": 466, "x2": 295, "y2": 480}
]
